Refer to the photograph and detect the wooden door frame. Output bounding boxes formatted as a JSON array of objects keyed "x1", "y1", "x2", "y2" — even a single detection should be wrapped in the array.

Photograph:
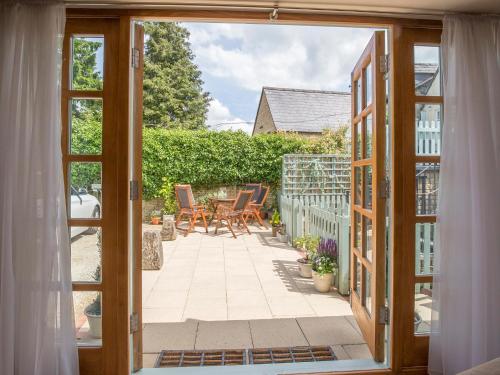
[
  {"x1": 350, "y1": 30, "x2": 387, "y2": 362},
  {"x1": 62, "y1": 16, "x2": 131, "y2": 375},
  {"x1": 64, "y1": 8, "x2": 442, "y2": 375}
]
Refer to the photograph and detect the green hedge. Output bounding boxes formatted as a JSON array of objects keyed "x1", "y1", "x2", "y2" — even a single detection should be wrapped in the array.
[{"x1": 142, "y1": 129, "x2": 309, "y2": 200}]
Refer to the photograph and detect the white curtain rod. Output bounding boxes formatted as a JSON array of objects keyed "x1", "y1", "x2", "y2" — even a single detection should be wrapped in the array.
[{"x1": 64, "y1": 2, "x2": 445, "y2": 20}]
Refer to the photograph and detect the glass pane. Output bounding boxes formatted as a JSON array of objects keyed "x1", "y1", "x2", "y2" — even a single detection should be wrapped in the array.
[
  {"x1": 356, "y1": 79, "x2": 362, "y2": 115},
  {"x1": 365, "y1": 63, "x2": 372, "y2": 106},
  {"x1": 416, "y1": 104, "x2": 441, "y2": 156},
  {"x1": 415, "y1": 223, "x2": 435, "y2": 276},
  {"x1": 414, "y1": 45, "x2": 440, "y2": 96},
  {"x1": 70, "y1": 162, "x2": 102, "y2": 219},
  {"x1": 363, "y1": 165, "x2": 372, "y2": 210},
  {"x1": 355, "y1": 121, "x2": 362, "y2": 160},
  {"x1": 354, "y1": 211, "x2": 361, "y2": 249},
  {"x1": 355, "y1": 167, "x2": 361, "y2": 205},
  {"x1": 414, "y1": 282, "x2": 433, "y2": 334},
  {"x1": 363, "y1": 217, "x2": 373, "y2": 263},
  {"x1": 363, "y1": 268, "x2": 372, "y2": 316},
  {"x1": 71, "y1": 36, "x2": 104, "y2": 91},
  {"x1": 365, "y1": 113, "x2": 373, "y2": 159},
  {"x1": 71, "y1": 227, "x2": 102, "y2": 282},
  {"x1": 74, "y1": 291, "x2": 102, "y2": 346},
  {"x1": 354, "y1": 256, "x2": 361, "y2": 296},
  {"x1": 416, "y1": 162, "x2": 439, "y2": 215},
  {"x1": 70, "y1": 99, "x2": 103, "y2": 155}
]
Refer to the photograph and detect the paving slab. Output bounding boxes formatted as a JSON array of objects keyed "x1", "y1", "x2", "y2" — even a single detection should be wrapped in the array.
[
  {"x1": 297, "y1": 316, "x2": 366, "y2": 346},
  {"x1": 249, "y1": 318, "x2": 309, "y2": 348},
  {"x1": 195, "y1": 320, "x2": 252, "y2": 350},
  {"x1": 143, "y1": 353, "x2": 160, "y2": 368},
  {"x1": 342, "y1": 343, "x2": 372, "y2": 359},
  {"x1": 143, "y1": 321, "x2": 197, "y2": 353}
]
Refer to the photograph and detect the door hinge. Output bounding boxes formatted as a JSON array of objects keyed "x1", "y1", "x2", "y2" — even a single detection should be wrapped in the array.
[
  {"x1": 379, "y1": 178, "x2": 390, "y2": 199},
  {"x1": 131, "y1": 47, "x2": 140, "y2": 69},
  {"x1": 379, "y1": 306, "x2": 390, "y2": 325},
  {"x1": 130, "y1": 312, "x2": 139, "y2": 333},
  {"x1": 380, "y1": 54, "x2": 389, "y2": 79},
  {"x1": 130, "y1": 180, "x2": 139, "y2": 201}
]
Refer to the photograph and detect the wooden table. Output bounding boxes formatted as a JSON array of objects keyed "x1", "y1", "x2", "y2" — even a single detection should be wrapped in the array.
[{"x1": 207, "y1": 197, "x2": 235, "y2": 226}]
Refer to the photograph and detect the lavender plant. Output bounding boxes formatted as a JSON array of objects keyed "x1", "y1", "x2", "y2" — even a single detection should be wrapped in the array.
[{"x1": 312, "y1": 238, "x2": 338, "y2": 276}]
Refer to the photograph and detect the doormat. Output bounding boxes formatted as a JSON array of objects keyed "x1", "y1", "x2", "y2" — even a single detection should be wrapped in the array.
[
  {"x1": 154, "y1": 346, "x2": 336, "y2": 367},
  {"x1": 155, "y1": 349, "x2": 246, "y2": 367},
  {"x1": 249, "y1": 346, "x2": 336, "y2": 364}
]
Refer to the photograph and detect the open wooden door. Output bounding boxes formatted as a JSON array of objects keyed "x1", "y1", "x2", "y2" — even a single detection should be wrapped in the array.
[
  {"x1": 350, "y1": 30, "x2": 387, "y2": 362},
  {"x1": 131, "y1": 21, "x2": 144, "y2": 372}
]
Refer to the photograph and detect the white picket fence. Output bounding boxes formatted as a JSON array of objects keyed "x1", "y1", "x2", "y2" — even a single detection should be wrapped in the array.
[
  {"x1": 281, "y1": 194, "x2": 435, "y2": 296},
  {"x1": 415, "y1": 223, "x2": 435, "y2": 292},
  {"x1": 280, "y1": 194, "x2": 350, "y2": 295},
  {"x1": 416, "y1": 120, "x2": 441, "y2": 155}
]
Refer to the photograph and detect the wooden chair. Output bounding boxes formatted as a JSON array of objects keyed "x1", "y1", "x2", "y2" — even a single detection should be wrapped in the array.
[
  {"x1": 244, "y1": 183, "x2": 261, "y2": 202},
  {"x1": 174, "y1": 184, "x2": 208, "y2": 236},
  {"x1": 214, "y1": 190, "x2": 253, "y2": 238},
  {"x1": 244, "y1": 185, "x2": 270, "y2": 227}
]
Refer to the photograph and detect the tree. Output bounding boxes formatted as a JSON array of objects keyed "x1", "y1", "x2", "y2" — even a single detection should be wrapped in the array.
[
  {"x1": 143, "y1": 22, "x2": 210, "y2": 129},
  {"x1": 71, "y1": 38, "x2": 103, "y2": 188}
]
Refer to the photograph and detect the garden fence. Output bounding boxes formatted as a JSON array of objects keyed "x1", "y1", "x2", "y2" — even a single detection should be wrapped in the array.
[{"x1": 280, "y1": 194, "x2": 350, "y2": 295}]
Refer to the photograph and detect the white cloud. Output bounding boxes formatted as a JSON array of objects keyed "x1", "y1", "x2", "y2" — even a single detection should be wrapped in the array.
[
  {"x1": 185, "y1": 23, "x2": 378, "y2": 93},
  {"x1": 206, "y1": 98, "x2": 253, "y2": 133}
]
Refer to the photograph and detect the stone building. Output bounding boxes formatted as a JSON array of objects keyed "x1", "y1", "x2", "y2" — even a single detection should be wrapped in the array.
[{"x1": 252, "y1": 87, "x2": 351, "y2": 136}]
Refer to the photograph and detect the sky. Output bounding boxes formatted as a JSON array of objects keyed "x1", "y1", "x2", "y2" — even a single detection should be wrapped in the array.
[
  {"x1": 182, "y1": 22, "x2": 379, "y2": 133},
  {"x1": 83, "y1": 26, "x2": 441, "y2": 134}
]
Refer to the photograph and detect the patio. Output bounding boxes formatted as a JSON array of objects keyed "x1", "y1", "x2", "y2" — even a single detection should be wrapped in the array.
[{"x1": 141, "y1": 225, "x2": 370, "y2": 367}]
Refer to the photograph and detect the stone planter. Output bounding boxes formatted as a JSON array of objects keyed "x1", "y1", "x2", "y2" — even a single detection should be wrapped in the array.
[
  {"x1": 279, "y1": 233, "x2": 287, "y2": 243},
  {"x1": 161, "y1": 214, "x2": 177, "y2": 241},
  {"x1": 271, "y1": 226, "x2": 280, "y2": 237},
  {"x1": 84, "y1": 308, "x2": 102, "y2": 338},
  {"x1": 297, "y1": 258, "x2": 313, "y2": 278},
  {"x1": 312, "y1": 271, "x2": 334, "y2": 293}
]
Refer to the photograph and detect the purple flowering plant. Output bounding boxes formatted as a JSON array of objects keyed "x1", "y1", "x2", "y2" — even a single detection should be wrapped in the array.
[{"x1": 312, "y1": 238, "x2": 338, "y2": 276}]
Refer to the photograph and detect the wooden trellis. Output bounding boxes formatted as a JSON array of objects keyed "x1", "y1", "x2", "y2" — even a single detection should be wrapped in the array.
[{"x1": 281, "y1": 154, "x2": 350, "y2": 198}]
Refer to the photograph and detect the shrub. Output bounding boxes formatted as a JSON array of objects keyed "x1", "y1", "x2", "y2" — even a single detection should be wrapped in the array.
[{"x1": 142, "y1": 129, "x2": 308, "y2": 200}]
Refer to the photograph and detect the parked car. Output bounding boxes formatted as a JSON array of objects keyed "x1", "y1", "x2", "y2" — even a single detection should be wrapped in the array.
[{"x1": 70, "y1": 186, "x2": 101, "y2": 238}]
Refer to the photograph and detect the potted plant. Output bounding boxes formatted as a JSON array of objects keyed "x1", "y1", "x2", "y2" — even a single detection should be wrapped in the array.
[
  {"x1": 84, "y1": 230, "x2": 102, "y2": 338},
  {"x1": 150, "y1": 209, "x2": 161, "y2": 225},
  {"x1": 414, "y1": 311, "x2": 423, "y2": 332},
  {"x1": 278, "y1": 224, "x2": 287, "y2": 243},
  {"x1": 270, "y1": 210, "x2": 281, "y2": 237},
  {"x1": 295, "y1": 235, "x2": 319, "y2": 278},
  {"x1": 84, "y1": 293, "x2": 102, "y2": 338},
  {"x1": 311, "y1": 238, "x2": 338, "y2": 292}
]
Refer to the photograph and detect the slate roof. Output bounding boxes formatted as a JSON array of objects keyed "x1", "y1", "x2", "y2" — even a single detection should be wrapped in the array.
[
  {"x1": 415, "y1": 63, "x2": 439, "y2": 95},
  {"x1": 257, "y1": 87, "x2": 351, "y2": 133}
]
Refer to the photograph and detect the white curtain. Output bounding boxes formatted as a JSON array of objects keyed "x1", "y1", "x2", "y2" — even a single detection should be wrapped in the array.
[
  {"x1": 429, "y1": 15, "x2": 500, "y2": 375},
  {"x1": 0, "y1": 1, "x2": 79, "y2": 375}
]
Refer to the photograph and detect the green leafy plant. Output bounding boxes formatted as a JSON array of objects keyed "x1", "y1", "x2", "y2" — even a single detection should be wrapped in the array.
[
  {"x1": 158, "y1": 177, "x2": 177, "y2": 214},
  {"x1": 150, "y1": 209, "x2": 162, "y2": 218},
  {"x1": 86, "y1": 230, "x2": 102, "y2": 316},
  {"x1": 270, "y1": 210, "x2": 281, "y2": 227},
  {"x1": 294, "y1": 235, "x2": 320, "y2": 261}
]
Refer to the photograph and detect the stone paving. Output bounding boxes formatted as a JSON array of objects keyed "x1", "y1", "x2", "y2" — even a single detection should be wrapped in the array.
[{"x1": 142, "y1": 224, "x2": 371, "y2": 367}]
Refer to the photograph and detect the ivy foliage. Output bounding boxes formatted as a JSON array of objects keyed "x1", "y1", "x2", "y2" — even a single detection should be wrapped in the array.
[{"x1": 142, "y1": 128, "x2": 348, "y2": 201}]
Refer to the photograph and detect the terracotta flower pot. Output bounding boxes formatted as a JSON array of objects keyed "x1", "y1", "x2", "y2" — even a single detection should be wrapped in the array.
[
  {"x1": 312, "y1": 271, "x2": 333, "y2": 293},
  {"x1": 297, "y1": 258, "x2": 313, "y2": 278},
  {"x1": 151, "y1": 216, "x2": 160, "y2": 225}
]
